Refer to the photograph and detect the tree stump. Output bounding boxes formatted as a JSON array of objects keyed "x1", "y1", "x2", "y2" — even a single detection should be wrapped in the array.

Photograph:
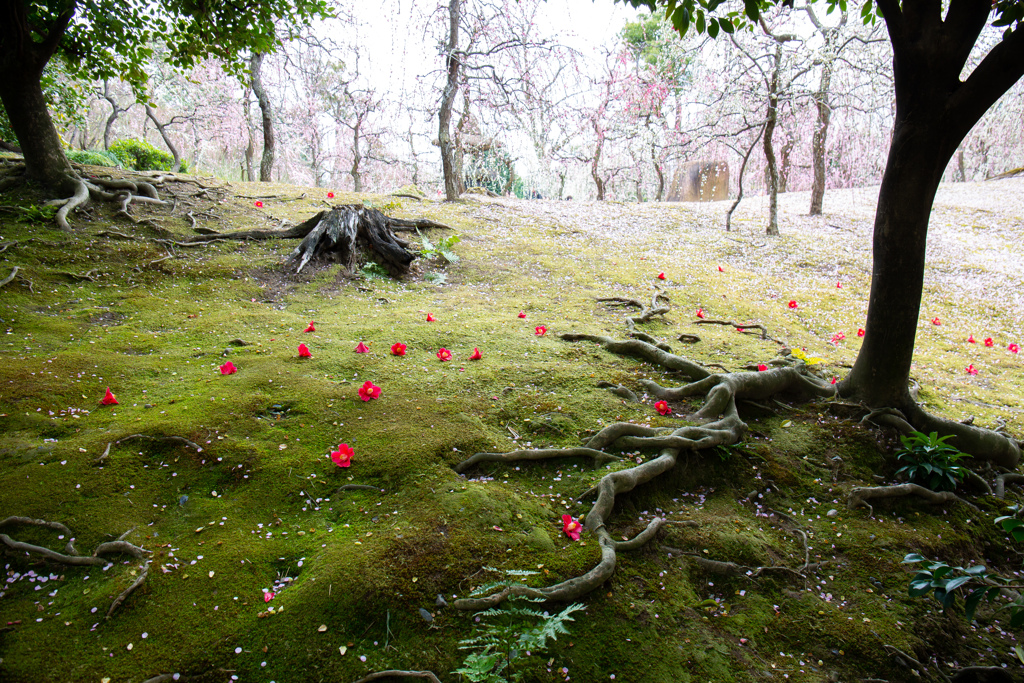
[{"x1": 287, "y1": 206, "x2": 417, "y2": 275}]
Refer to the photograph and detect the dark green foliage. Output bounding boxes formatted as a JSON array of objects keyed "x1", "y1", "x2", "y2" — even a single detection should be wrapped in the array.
[
  {"x1": 109, "y1": 139, "x2": 174, "y2": 172},
  {"x1": 67, "y1": 149, "x2": 120, "y2": 167},
  {"x1": 904, "y1": 553, "x2": 1001, "y2": 621},
  {"x1": 894, "y1": 431, "x2": 970, "y2": 491}
]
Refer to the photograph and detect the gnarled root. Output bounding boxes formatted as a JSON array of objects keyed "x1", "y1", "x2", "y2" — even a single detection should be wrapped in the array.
[
  {"x1": 560, "y1": 333, "x2": 710, "y2": 380},
  {"x1": 455, "y1": 448, "x2": 621, "y2": 473},
  {"x1": 0, "y1": 516, "x2": 149, "y2": 566},
  {"x1": 597, "y1": 289, "x2": 670, "y2": 332},
  {"x1": 846, "y1": 484, "x2": 978, "y2": 515},
  {"x1": 996, "y1": 473, "x2": 1024, "y2": 499},
  {"x1": 107, "y1": 561, "x2": 150, "y2": 618}
]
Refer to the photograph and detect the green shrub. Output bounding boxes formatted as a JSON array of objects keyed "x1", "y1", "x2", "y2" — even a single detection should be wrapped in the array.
[
  {"x1": 109, "y1": 138, "x2": 174, "y2": 171},
  {"x1": 67, "y1": 149, "x2": 119, "y2": 167}
]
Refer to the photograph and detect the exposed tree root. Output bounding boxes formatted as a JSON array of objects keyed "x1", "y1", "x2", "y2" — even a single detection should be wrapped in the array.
[
  {"x1": 695, "y1": 318, "x2": 773, "y2": 340},
  {"x1": 995, "y1": 473, "x2": 1024, "y2": 499},
  {"x1": 0, "y1": 516, "x2": 149, "y2": 566},
  {"x1": 0, "y1": 266, "x2": 20, "y2": 289},
  {"x1": 595, "y1": 381, "x2": 639, "y2": 402},
  {"x1": 846, "y1": 484, "x2": 978, "y2": 515},
  {"x1": 452, "y1": 332, "x2": 841, "y2": 608},
  {"x1": 107, "y1": 561, "x2": 150, "y2": 618},
  {"x1": 352, "y1": 671, "x2": 443, "y2": 683},
  {"x1": 597, "y1": 290, "x2": 670, "y2": 331}
]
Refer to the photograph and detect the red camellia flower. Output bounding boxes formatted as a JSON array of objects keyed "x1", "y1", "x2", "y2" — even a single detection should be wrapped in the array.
[
  {"x1": 391, "y1": 342, "x2": 407, "y2": 356},
  {"x1": 788, "y1": 300, "x2": 798, "y2": 309},
  {"x1": 857, "y1": 328, "x2": 866, "y2": 337},
  {"x1": 657, "y1": 272, "x2": 666, "y2": 280},
  {"x1": 331, "y1": 443, "x2": 354, "y2": 467},
  {"x1": 263, "y1": 591, "x2": 274, "y2": 603},
  {"x1": 696, "y1": 308, "x2": 705, "y2": 319},
  {"x1": 968, "y1": 335, "x2": 976, "y2": 343},
  {"x1": 436, "y1": 348, "x2": 452, "y2": 362},
  {"x1": 654, "y1": 400, "x2": 670, "y2": 416},
  {"x1": 101, "y1": 387, "x2": 118, "y2": 405},
  {"x1": 562, "y1": 514, "x2": 582, "y2": 541},
  {"x1": 469, "y1": 348, "x2": 482, "y2": 360},
  {"x1": 717, "y1": 266, "x2": 724, "y2": 272},
  {"x1": 985, "y1": 337, "x2": 995, "y2": 347},
  {"x1": 426, "y1": 313, "x2": 435, "y2": 322},
  {"x1": 830, "y1": 377, "x2": 838, "y2": 385},
  {"x1": 1010, "y1": 343, "x2": 1020, "y2": 354},
  {"x1": 219, "y1": 361, "x2": 237, "y2": 375},
  {"x1": 254, "y1": 201, "x2": 263, "y2": 208},
  {"x1": 836, "y1": 282, "x2": 842, "y2": 288},
  {"x1": 357, "y1": 380, "x2": 381, "y2": 401},
  {"x1": 304, "y1": 321, "x2": 316, "y2": 333},
  {"x1": 535, "y1": 325, "x2": 547, "y2": 336},
  {"x1": 355, "y1": 342, "x2": 370, "y2": 353},
  {"x1": 517, "y1": 311, "x2": 526, "y2": 319},
  {"x1": 966, "y1": 364, "x2": 978, "y2": 375},
  {"x1": 327, "y1": 192, "x2": 335, "y2": 199},
  {"x1": 298, "y1": 343, "x2": 312, "y2": 358},
  {"x1": 931, "y1": 317, "x2": 941, "y2": 325},
  {"x1": 831, "y1": 332, "x2": 846, "y2": 345},
  {"x1": 757, "y1": 364, "x2": 768, "y2": 371}
]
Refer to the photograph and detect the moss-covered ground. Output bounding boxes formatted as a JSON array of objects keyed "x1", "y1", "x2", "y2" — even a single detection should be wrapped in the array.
[{"x1": 1, "y1": 171, "x2": 1022, "y2": 682}]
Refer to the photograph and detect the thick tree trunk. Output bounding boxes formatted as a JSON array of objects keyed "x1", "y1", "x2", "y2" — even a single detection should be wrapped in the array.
[
  {"x1": 250, "y1": 52, "x2": 275, "y2": 183},
  {"x1": 0, "y1": 65, "x2": 75, "y2": 191},
  {"x1": 439, "y1": 0, "x2": 462, "y2": 200},
  {"x1": 809, "y1": 63, "x2": 833, "y2": 215}
]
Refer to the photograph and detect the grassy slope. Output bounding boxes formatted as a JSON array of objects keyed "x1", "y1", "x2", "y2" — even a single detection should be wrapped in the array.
[{"x1": 0, "y1": 171, "x2": 1022, "y2": 683}]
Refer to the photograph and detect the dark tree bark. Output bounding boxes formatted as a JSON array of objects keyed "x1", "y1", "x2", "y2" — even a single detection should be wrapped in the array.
[
  {"x1": 250, "y1": 52, "x2": 276, "y2": 182},
  {"x1": 0, "y1": 3, "x2": 76, "y2": 191},
  {"x1": 805, "y1": 5, "x2": 846, "y2": 216},
  {"x1": 101, "y1": 80, "x2": 131, "y2": 151},
  {"x1": 145, "y1": 105, "x2": 181, "y2": 171},
  {"x1": 841, "y1": 0, "x2": 1024, "y2": 463},
  {"x1": 763, "y1": 45, "x2": 781, "y2": 236},
  {"x1": 439, "y1": 0, "x2": 462, "y2": 200},
  {"x1": 242, "y1": 85, "x2": 257, "y2": 182},
  {"x1": 350, "y1": 116, "x2": 363, "y2": 192}
]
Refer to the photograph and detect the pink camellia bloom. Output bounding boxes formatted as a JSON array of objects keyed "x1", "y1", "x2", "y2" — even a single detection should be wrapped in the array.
[
  {"x1": 757, "y1": 364, "x2": 768, "y2": 371},
  {"x1": 101, "y1": 387, "x2": 118, "y2": 405},
  {"x1": 967, "y1": 335, "x2": 976, "y2": 343},
  {"x1": 966, "y1": 364, "x2": 978, "y2": 375},
  {"x1": 932, "y1": 317, "x2": 941, "y2": 325},
  {"x1": 831, "y1": 332, "x2": 846, "y2": 345},
  {"x1": 517, "y1": 311, "x2": 526, "y2": 319},
  {"x1": 391, "y1": 342, "x2": 407, "y2": 356},
  {"x1": 426, "y1": 313, "x2": 435, "y2": 322},
  {"x1": 264, "y1": 591, "x2": 274, "y2": 603},
  {"x1": 696, "y1": 308, "x2": 705, "y2": 319},
  {"x1": 788, "y1": 300, "x2": 798, "y2": 309},
  {"x1": 1010, "y1": 343, "x2": 1020, "y2": 354},
  {"x1": 562, "y1": 514, "x2": 582, "y2": 541},
  {"x1": 220, "y1": 361, "x2": 237, "y2": 375},
  {"x1": 436, "y1": 348, "x2": 452, "y2": 362},
  {"x1": 327, "y1": 192, "x2": 335, "y2": 199},
  {"x1": 357, "y1": 381, "x2": 381, "y2": 401},
  {"x1": 535, "y1": 325, "x2": 547, "y2": 336},
  {"x1": 331, "y1": 443, "x2": 354, "y2": 467},
  {"x1": 304, "y1": 321, "x2": 316, "y2": 333},
  {"x1": 654, "y1": 400, "x2": 670, "y2": 416},
  {"x1": 254, "y1": 201, "x2": 263, "y2": 208},
  {"x1": 355, "y1": 342, "x2": 370, "y2": 353},
  {"x1": 298, "y1": 343, "x2": 312, "y2": 358},
  {"x1": 985, "y1": 337, "x2": 995, "y2": 347},
  {"x1": 469, "y1": 348, "x2": 482, "y2": 361},
  {"x1": 857, "y1": 328, "x2": 866, "y2": 337},
  {"x1": 657, "y1": 272, "x2": 666, "y2": 280}
]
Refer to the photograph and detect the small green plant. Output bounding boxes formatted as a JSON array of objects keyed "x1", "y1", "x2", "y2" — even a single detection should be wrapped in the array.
[
  {"x1": 109, "y1": 138, "x2": 175, "y2": 172},
  {"x1": 423, "y1": 271, "x2": 447, "y2": 285},
  {"x1": 894, "y1": 431, "x2": 970, "y2": 491},
  {"x1": 360, "y1": 261, "x2": 390, "y2": 280},
  {"x1": 418, "y1": 228, "x2": 461, "y2": 264},
  {"x1": 362, "y1": 198, "x2": 402, "y2": 213},
  {"x1": 13, "y1": 204, "x2": 58, "y2": 224},
  {"x1": 454, "y1": 568, "x2": 584, "y2": 682}
]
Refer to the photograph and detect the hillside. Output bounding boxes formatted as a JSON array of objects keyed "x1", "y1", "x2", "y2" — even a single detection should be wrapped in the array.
[{"x1": 1, "y1": 170, "x2": 1023, "y2": 683}]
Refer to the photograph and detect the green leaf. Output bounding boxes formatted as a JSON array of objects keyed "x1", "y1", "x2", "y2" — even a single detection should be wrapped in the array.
[
  {"x1": 903, "y1": 553, "x2": 927, "y2": 564},
  {"x1": 908, "y1": 581, "x2": 933, "y2": 597},
  {"x1": 707, "y1": 18, "x2": 720, "y2": 37},
  {"x1": 943, "y1": 576, "x2": 973, "y2": 591},
  {"x1": 742, "y1": 0, "x2": 760, "y2": 21}
]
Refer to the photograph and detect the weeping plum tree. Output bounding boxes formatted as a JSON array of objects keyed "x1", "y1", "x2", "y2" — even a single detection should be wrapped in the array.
[{"x1": 0, "y1": 0, "x2": 330, "y2": 227}]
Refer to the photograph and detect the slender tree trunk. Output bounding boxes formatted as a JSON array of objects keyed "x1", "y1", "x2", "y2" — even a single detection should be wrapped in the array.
[
  {"x1": 439, "y1": 0, "x2": 462, "y2": 200},
  {"x1": 0, "y1": 65, "x2": 75, "y2": 190},
  {"x1": 809, "y1": 62, "x2": 833, "y2": 215},
  {"x1": 350, "y1": 118, "x2": 363, "y2": 192},
  {"x1": 145, "y1": 105, "x2": 181, "y2": 171},
  {"x1": 652, "y1": 144, "x2": 665, "y2": 202},
  {"x1": 763, "y1": 45, "x2": 782, "y2": 236},
  {"x1": 101, "y1": 80, "x2": 128, "y2": 151},
  {"x1": 250, "y1": 52, "x2": 275, "y2": 183},
  {"x1": 242, "y1": 86, "x2": 256, "y2": 182}
]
